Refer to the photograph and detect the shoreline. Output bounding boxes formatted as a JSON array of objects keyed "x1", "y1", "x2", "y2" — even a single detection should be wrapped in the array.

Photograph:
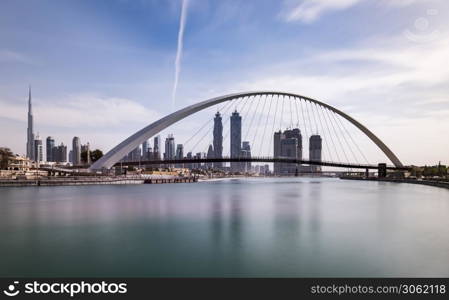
[
  {"x1": 0, "y1": 176, "x2": 197, "y2": 187},
  {"x1": 340, "y1": 177, "x2": 449, "y2": 190}
]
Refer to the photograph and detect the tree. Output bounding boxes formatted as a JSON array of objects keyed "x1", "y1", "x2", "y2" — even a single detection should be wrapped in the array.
[
  {"x1": 81, "y1": 150, "x2": 89, "y2": 164},
  {"x1": 90, "y1": 149, "x2": 103, "y2": 162},
  {"x1": 80, "y1": 149, "x2": 104, "y2": 164},
  {"x1": 0, "y1": 147, "x2": 14, "y2": 169}
]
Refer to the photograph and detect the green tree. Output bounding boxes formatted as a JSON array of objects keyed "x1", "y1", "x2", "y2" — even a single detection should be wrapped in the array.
[
  {"x1": 90, "y1": 149, "x2": 103, "y2": 162},
  {"x1": 80, "y1": 149, "x2": 104, "y2": 164}
]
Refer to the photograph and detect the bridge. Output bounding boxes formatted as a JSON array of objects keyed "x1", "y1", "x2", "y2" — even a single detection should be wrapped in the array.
[
  {"x1": 90, "y1": 91, "x2": 406, "y2": 174},
  {"x1": 115, "y1": 157, "x2": 408, "y2": 171}
]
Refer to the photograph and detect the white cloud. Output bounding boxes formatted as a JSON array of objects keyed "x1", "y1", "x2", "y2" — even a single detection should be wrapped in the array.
[
  {"x1": 0, "y1": 50, "x2": 34, "y2": 64},
  {"x1": 234, "y1": 32, "x2": 449, "y2": 165},
  {"x1": 282, "y1": 0, "x2": 363, "y2": 23},
  {"x1": 0, "y1": 94, "x2": 161, "y2": 128}
]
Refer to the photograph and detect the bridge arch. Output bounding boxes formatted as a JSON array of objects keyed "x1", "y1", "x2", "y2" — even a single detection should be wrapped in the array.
[{"x1": 90, "y1": 91, "x2": 403, "y2": 170}]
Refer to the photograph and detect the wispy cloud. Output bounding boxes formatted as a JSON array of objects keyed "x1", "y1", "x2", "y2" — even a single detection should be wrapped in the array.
[
  {"x1": 0, "y1": 50, "x2": 34, "y2": 64},
  {"x1": 281, "y1": 0, "x2": 363, "y2": 23},
  {"x1": 0, "y1": 95, "x2": 160, "y2": 128},
  {"x1": 171, "y1": 0, "x2": 189, "y2": 110}
]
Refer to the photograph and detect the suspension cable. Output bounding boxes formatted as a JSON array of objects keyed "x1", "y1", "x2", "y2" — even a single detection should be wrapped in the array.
[
  {"x1": 259, "y1": 94, "x2": 274, "y2": 157},
  {"x1": 317, "y1": 103, "x2": 345, "y2": 163},
  {"x1": 296, "y1": 97, "x2": 310, "y2": 159},
  {"x1": 252, "y1": 94, "x2": 268, "y2": 156},
  {"x1": 189, "y1": 96, "x2": 239, "y2": 155},
  {"x1": 183, "y1": 97, "x2": 235, "y2": 148},
  {"x1": 243, "y1": 95, "x2": 262, "y2": 142},
  {"x1": 323, "y1": 107, "x2": 355, "y2": 164},
  {"x1": 332, "y1": 111, "x2": 369, "y2": 164},
  {"x1": 310, "y1": 101, "x2": 333, "y2": 162}
]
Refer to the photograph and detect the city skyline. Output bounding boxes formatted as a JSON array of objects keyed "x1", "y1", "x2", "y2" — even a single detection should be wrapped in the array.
[{"x1": 0, "y1": 1, "x2": 448, "y2": 165}]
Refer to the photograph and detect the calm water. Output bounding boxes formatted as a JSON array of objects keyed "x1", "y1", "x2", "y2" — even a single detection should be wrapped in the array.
[{"x1": 1, "y1": 178, "x2": 449, "y2": 277}]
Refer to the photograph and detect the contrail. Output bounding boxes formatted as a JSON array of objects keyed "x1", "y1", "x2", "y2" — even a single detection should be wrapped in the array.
[{"x1": 171, "y1": 0, "x2": 189, "y2": 111}]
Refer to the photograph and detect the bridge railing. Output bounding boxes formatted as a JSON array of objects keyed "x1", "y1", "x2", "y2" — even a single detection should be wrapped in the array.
[{"x1": 112, "y1": 156, "x2": 409, "y2": 170}]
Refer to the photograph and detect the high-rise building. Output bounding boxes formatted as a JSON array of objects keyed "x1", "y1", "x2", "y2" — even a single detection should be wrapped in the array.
[
  {"x1": 53, "y1": 143, "x2": 67, "y2": 163},
  {"x1": 147, "y1": 147, "x2": 153, "y2": 161},
  {"x1": 176, "y1": 144, "x2": 184, "y2": 168},
  {"x1": 230, "y1": 110, "x2": 242, "y2": 172},
  {"x1": 213, "y1": 111, "x2": 223, "y2": 169},
  {"x1": 309, "y1": 135, "x2": 322, "y2": 172},
  {"x1": 186, "y1": 151, "x2": 193, "y2": 170},
  {"x1": 153, "y1": 135, "x2": 161, "y2": 160},
  {"x1": 46, "y1": 136, "x2": 55, "y2": 162},
  {"x1": 34, "y1": 135, "x2": 43, "y2": 163},
  {"x1": 284, "y1": 128, "x2": 302, "y2": 160},
  {"x1": 69, "y1": 150, "x2": 73, "y2": 163},
  {"x1": 206, "y1": 144, "x2": 214, "y2": 169},
  {"x1": 128, "y1": 146, "x2": 141, "y2": 162},
  {"x1": 26, "y1": 86, "x2": 35, "y2": 160},
  {"x1": 273, "y1": 131, "x2": 283, "y2": 175},
  {"x1": 241, "y1": 141, "x2": 251, "y2": 173},
  {"x1": 164, "y1": 134, "x2": 175, "y2": 168},
  {"x1": 72, "y1": 137, "x2": 81, "y2": 165},
  {"x1": 81, "y1": 143, "x2": 91, "y2": 165},
  {"x1": 142, "y1": 140, "x2": 149, "y2": 160},
  {"x1": 273, "y1": 128, "x2": 303, "y2": 175}
]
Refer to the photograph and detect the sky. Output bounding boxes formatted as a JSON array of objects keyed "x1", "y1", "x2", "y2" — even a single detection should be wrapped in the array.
[{"x1": 0, "y1": 0, "x2": 448, "y2": 166}]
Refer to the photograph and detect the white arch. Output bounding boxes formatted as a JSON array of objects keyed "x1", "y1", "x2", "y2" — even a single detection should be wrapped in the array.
[{"x1": 90, "y1": 91, "x2": 403, "y2": 170}]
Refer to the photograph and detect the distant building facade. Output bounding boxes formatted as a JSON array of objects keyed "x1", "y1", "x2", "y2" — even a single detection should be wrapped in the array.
[
  {"x1": 241, "y1": 141, "x2": 251, "y2": 173},
  {"x1": 46, "y1": 136, "x2": 55, "y2": 162},
  {"x1": 72, "y1": 137, "x2": 81, "y2": 165},
  {"x1": 273, "y1": 128, "x2": 303, "y2": 175},
  {"x1": 213, "y1": 112, "x2": 223, "y2": 169},
  {"x1": 309, "y1": 135, "x2": 322, "y2": 172},
  {"x1": 34, "y1": 135, "x2": 43, "y2": 163},
  {"x1": 230, "y1": 110, "x2": 242, "y2": 172},
  {"x1": 26, "y1": 87, "x2": 35, "y2": 160},
  {"x1": 81, "y1": 143, "x2": 91, "y2": 165}
]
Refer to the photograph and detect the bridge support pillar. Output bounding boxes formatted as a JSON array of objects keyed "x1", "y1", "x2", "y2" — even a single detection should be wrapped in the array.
[
  {"x1": 378, "y1": 163, "x2": 387, "y2": 178},
  {"x1": 365, "y1": 168, "x2": 369, "y2": 178}
]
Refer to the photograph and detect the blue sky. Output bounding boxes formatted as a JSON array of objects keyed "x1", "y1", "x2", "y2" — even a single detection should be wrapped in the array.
[{"x1": 1, "y1": 0, "x2": 448, "y2": 165}]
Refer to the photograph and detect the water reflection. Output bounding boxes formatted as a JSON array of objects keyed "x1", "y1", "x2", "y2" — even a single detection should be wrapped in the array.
[{"x1": 1, "y1": 178, "x2": 449, "y2": 277}]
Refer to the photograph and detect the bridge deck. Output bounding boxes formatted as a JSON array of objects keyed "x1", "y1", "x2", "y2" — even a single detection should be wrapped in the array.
[{"x1": 113, "y1": 157, "x2": 409, "y2": 170}]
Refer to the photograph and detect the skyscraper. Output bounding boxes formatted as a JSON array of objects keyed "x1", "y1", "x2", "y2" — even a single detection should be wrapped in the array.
[
  {"x1": 81, "y1": 143, "x2": 91, "y2": 164},
  {"x1": 206, "y1": 144, "x2": 214, "y2": 169},
  {"x1": 273, "y1": 131, "x2": 283, "y2": 175},
  {"x1": 34, "y1": 135, "x2": 43, "y2": 163},
  {"x1": 53, "y1": 143, "x2": 67, "y2": 163},
  {"x1": 153, "y1": 135, "x2": 161, "y2": 160},
  {"x1": 309, "y1": 135, "x2": 322, "y2": 172},
  {"x1": 273, "y1": 128, "x2": 303, "y2": 175},
  {"x1": 176, "y1": 144, "x2": 184, "y2": 159},
  {"x1": 230, "y1": 110, "x2": 242, "y2": 172},
  {"x1": 241, "y1": 141, "x2": 251, "y2": 173},
  {"x1": 129, "y1": 146, "x2": 141, "y2": 162},
  {"x1": 164, "y1": 134, "x2": 175, "y2": 162},
  {"x1": 26, "y1": 86, "x2": 35, "y2": 160},
  {"x1": 186, "y1": 152, "x2": 193, "y2": 170},
  {"x1": 72, "y1": 137, "x2": 81, "y2": 165},
  {"x1": 176, "y1": 144, "x2": 184, "y2": 168},
  {"x1": 213, "y1": 111, "x2": 223, "y2": 169},
  {"x1": 142, "y1": 140, "x2": 149, "y2": 160},
  {"x1": 46, "y1": 136, "x2": 55, "y2": 162}
]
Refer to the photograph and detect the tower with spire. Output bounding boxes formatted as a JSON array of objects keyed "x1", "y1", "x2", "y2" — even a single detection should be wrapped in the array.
[{"x1": 26, "y1": 86, "x2": 35, "y2": 160}]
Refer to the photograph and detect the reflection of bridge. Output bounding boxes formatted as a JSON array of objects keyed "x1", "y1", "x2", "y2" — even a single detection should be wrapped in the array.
[
  {"x1": 115, "y1": 157, "x2": 409, "y2": 171},
  {"x1": 90, "y1": 91, "x2": 406, "y2": 172}
]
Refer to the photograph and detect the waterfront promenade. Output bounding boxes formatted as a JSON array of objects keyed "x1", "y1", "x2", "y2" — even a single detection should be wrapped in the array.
[{"x1": 0, "y1": 175, "x2": 197, "y2": 187}]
